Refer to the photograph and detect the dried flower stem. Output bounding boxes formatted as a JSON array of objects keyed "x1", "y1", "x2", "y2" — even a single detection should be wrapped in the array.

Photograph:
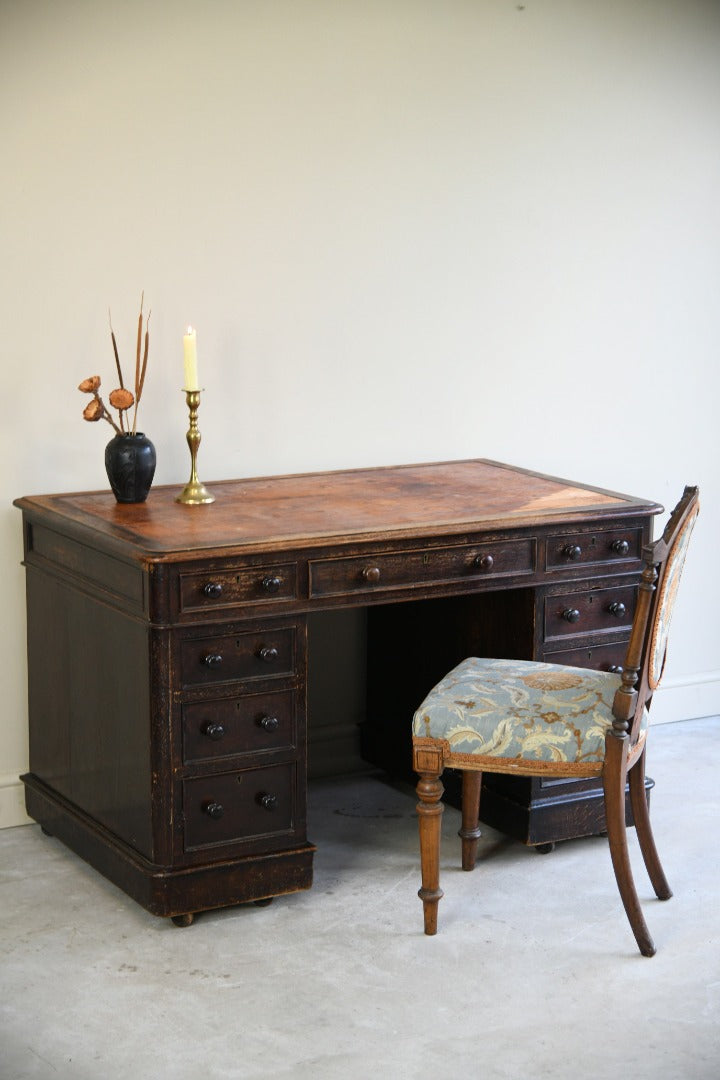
[
  {"x1": 132, "y1": 309, "x2": 150, "y2": 435},
  {"x1": 108, "y1": 309, "x2": 126, "y2": 431},
  {"x1": 95, "y1": 392, "x2": 122, "y2": 435}
]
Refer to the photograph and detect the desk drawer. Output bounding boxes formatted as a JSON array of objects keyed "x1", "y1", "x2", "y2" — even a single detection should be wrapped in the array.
[
  {"x1": 544, "y1": 584, "x2": 636, "y2": 641},
  {"x1": 543, "y1": 640, "x2": 628, "y2": 673},
  {"x1": 182, "y1": 688, "x2": 297, "y2": 764},
  {"x1": 546, "y1": 527, "x2": 643, "y2": 571},
  {"x1": 180, "y1": 626, "x2": 296, "y2": 687},
  {"x1": 179, "y1": 563, "x2": 297, "y2": 613},
  {"x1": 309, "y1": 538, "x2": 535, "y2": 598},
  {"x1": 183, "y1": 762, "x2": 297, "y2": 851}
]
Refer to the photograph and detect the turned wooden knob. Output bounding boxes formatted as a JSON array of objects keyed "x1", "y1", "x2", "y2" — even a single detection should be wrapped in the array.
[
  {"x1": 258, "y1": 793, "x2": 278, "y2": 811},
  {"x1": 258, "y1": 645, "x2": 279, "y2": 663},
  {"x1": 362, "y1": 566, "x2": 381, "y2": 584},
  {"x1": 563, "y1": 544, "x2": 582, "y2": 560},
  {"x1": 474, "y1": 553, "x2": 494, "y2": 572},
  {"x1": 202, "y1": 721, "x2": 225, "y2": 741},
  {"x1": 608, "y1": 601, "x2": 627, "y2": 618},
  {"x1": 608, "y1": 664, "x2": 624, "y2": 674},
  {"x1": 257, "y1": 714, "x2": 279, "y2": 732},
  {"x1": 202, "y1": 653, "x2": 223, "y2": 667},
  {"x1": 202, "y1": 582, "x2": 223, "y2": 598},
  {"x1": 203, "y1": 800, "x2": 224, "y2": 819},
  {"x1": 562, "y1": 607, "x2": 581, "y2": 623},
  {"x1": 611, "y1": 539, "x2": 630, "y2": 555},
  {"x1": 261, "y1": 575, "x2": 282, "y2": 592}
]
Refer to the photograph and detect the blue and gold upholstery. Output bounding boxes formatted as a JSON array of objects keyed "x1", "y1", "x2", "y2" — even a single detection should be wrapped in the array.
[{"x1": 413, "y1": 657, "x2": 648, "y2": 777}]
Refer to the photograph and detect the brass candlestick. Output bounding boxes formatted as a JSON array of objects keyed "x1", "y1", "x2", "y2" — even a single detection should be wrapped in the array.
[{"x1": 176, "y1": 389, "x2": 215, "y2": 505}]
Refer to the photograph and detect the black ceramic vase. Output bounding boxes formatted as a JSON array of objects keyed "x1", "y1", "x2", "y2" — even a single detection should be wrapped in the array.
[{"x1": 104, "y1": 433, "x2": 157, "y2": 503}]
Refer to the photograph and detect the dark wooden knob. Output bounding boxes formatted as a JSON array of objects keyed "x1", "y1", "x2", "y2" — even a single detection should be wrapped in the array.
[
  {"x1": 202, "y1": 721, "x2": 225, "y2": 741},
  {"x1": 562, "y1": 608, "x2": 581, "y2": 623},
  {"x1": 257, "y1": 714, "x2": 279, "y2": 732},
  {"x1": 261, "y1": 575, "x2": 282, "y2": 593},
  {"x1": 258, "y1": 645, "x2": 279, "y2": 663},
  {"x1": 258, "y1": 793, "x2": 278, "y2": 811},
  {"x1": 202, "y1": 582, "x2": 223, "y2": 598},
  {"x1": 611, "y1": 539, "x2": 630, "y2": 555},
  {"x1": 608, "y1": 601, "x2": 627, "y2": 618},
  {"x1": 474, "y1": 553, "x2": 494, "y2": 572},
  {"x1": 362, "y1": 566, "x2": 381, "y2": 584},
  {"x1": 563, "y1": 544, "x2": 582, "y2": 560},
  {"x1": 203, "y1": 800, "x2": 224, "y2": 819},
  {"x1": 202, "y1": 653, "x2": 223, "y2": 667},
  {"x1": 608, "y1": 664, "x2": 624, "y2": 674}
]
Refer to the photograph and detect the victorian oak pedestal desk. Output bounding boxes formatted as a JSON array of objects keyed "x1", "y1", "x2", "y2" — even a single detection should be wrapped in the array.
[{"x1": 15, "y1": 460, "x2": 661, "y2": 925}]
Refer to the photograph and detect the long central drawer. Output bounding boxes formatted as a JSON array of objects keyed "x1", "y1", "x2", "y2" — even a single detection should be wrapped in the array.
[{"x1": 309, "y1": 538, "x2": 536, "y2": 598}]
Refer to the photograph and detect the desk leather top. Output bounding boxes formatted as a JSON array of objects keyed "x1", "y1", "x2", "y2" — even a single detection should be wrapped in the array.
[{"x1": 15, "y1": 459, "x2": 661, "y2": 559}]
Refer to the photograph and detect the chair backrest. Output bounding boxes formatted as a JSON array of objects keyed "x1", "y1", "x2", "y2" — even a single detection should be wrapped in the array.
[{"x1": 612, "y1": 485, "x2": 700, "y2": 743}]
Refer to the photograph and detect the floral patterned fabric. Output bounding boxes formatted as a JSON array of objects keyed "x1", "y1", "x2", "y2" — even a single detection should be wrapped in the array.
[
  {"x1": 413, "y1": 657, "x2": 648, "y2": 775},
  {"x1": 648, "y1": 504, "x2": 699, "y2": 690}
]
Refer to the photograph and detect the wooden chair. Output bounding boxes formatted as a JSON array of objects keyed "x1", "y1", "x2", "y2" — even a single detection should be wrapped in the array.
[{"x1": 412, "y1": 486, "x2": 699, "y2": 956}]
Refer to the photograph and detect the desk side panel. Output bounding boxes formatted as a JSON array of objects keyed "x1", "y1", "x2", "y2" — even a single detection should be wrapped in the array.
[{"x1": 24, "y1": 566, "x2": 154, "y2": 859}]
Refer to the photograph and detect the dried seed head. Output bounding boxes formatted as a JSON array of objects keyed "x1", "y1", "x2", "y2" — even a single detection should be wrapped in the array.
[
  {"x1": 83, "y1": 399, "x2": 104, "y2": 421},
  {"x1": 78, "y1": 376, "x2": 101, "y2": 393},
  {"x1": 109, "y1": 388, "x2": 135, "y2": 411}
]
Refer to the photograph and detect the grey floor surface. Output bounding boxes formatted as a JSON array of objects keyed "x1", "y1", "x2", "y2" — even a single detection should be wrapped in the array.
[{"x1": 2, "y1": 715, "x2": 719, "y2": 1080}]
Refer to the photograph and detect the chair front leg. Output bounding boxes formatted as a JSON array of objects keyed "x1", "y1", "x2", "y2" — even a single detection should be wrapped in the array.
[
  {"x1": 603, "y1": 734, "x2": 656, "y2": 957},
  {"x1": 416, "y1": 769, "x2": 445, "y2": 935}
]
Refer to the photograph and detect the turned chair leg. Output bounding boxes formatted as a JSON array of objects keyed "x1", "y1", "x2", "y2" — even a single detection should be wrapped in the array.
[
  {"x1": 629, "y1": 746, "x2": 672, "y2": 900},
  {"x1": 603, "y1": 737, "x2": 656, "y2": 957},
  {"x1": 416, "y1": 770, "x2": 444, "y2": 935},
  {"x1": 459, "y1": 771, "x2": 482, "y2": 871}
]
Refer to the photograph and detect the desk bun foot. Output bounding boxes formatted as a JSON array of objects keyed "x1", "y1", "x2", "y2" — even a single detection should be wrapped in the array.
[{"x1": 171, "y1": 913, "x2": 195, "y2": 927}]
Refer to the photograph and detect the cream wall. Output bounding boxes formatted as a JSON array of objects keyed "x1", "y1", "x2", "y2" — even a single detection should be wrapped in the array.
[{"x1": 2, "y1": 0, "x2": 719, "y2": 827}]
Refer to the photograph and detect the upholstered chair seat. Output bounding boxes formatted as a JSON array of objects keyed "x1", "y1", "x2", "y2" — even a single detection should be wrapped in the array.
[{"x1": 413, "y1": 657, "x2": 648, "y2": 777}]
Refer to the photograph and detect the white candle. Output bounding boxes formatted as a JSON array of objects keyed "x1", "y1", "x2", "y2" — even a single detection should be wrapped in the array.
[{"x1": 183, "y1": 326, "x2": 199, "y2": 390}]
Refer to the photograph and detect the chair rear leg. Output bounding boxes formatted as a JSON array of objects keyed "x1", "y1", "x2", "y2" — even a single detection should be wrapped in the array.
[
  {"x1": 459, "y1": 770, "x2": 482, "y2": 871},
  {"x1": 629, "y1": 746, "x2": 672, "y2": 900},
  {"x1": 603, "y1": 737, "x2": 656, "y2": 957},
  {"x1": 416, "y1": 770, "x2": 444, "y2": 935}
]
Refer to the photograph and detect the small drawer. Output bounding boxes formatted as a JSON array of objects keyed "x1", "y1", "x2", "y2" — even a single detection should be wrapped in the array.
[
  {"x1": 182, "y1": 689, "x2": 297, "y2": 764},
  {"x1": 179, "y1": 563, "x2": 297, "y2": 613},
  {"x1": 544, "y1": 584, "x2": 637, "y2": 641},
  {"x1": 543, "y1": 640, "x2": 628, "y2": 674},
  {"x1": 183, "y1": 762, "x2": 297, "y2": 851},
  {"x1": 309, "y1": 538, "x2": 535, "y2": 598},
  {"x1": 180, "y1": 627, "x2": 296, "y2": 687},
  {"x1": 546, "y1": 527, "x2": 642, "y2": 571}
]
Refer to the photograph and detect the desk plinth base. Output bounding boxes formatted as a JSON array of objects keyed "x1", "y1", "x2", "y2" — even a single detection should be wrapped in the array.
[
  {"x1": 473, "y1": 772, "x2": 654, "y2": 847},
  {"x1": 22, "y1": 774, "x2": 315, "y2": 921}
]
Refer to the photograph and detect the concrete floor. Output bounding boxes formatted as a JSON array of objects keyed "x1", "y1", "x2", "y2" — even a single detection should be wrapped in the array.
[{"x1": 2, "y1": 715, "x2": 719, "y2": 1080}]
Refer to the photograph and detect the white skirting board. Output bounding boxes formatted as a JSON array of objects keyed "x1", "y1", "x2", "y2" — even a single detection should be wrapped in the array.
[
  {"x1": 0, "y1": 774, "x2": 32, "y2": 831},
  {"x1": 2, "y1": 672, "x2": 719, "y2": 830},
  {"x1": 649, "y1": 670, "x2": 720, "y2": 726}
]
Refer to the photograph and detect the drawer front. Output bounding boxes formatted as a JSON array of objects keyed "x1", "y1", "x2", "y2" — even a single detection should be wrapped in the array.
[
  {"x1": 183, "y1": 689, "x2": 298, "y2": 764},
  {"x1": 544, "y1": 584, "x2": 636, "y2": 641},
  {"x1": 309, "y1": 538, "x2": 535, "y2": 598},
  {"x1": 180, "y1": 627, "x2": 296, "y2": 687},
  {"x1": 543, "y1": 640, "x2": 628, "y2": 673},
  {"x1": 183, "y1": 762, "x2": 297, "y2": 851},
  {"x1": 546, "y1": 527, "x2": 643, "y2": 571},
  {"x1": 179, "y1": 563, "x2": 297, "y2": 613}
]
